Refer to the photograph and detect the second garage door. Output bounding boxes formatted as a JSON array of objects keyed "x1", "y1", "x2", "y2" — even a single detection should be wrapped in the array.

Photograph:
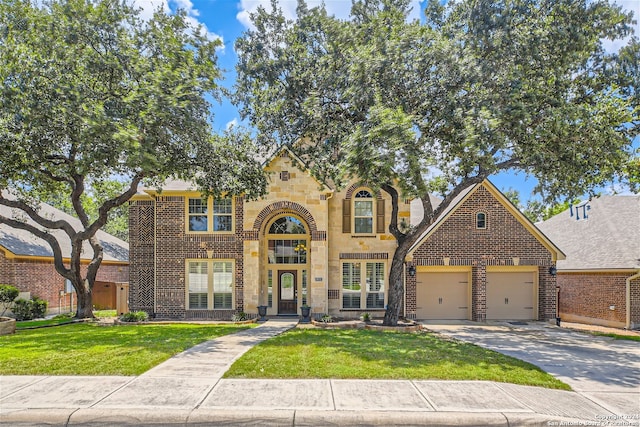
[
  {"x1": 416, "y1": 271, "x2": 470, "y2": 320},
  {"x1": 486, "y1": 271, "x2": 536, "y2": 320}
]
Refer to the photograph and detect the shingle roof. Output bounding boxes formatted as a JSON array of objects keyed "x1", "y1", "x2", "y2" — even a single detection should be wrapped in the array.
[
  {"x1": 537, "y1": 195, "x2": 640, "y2": 270},
  {"x1": 0, "y1": 193, "x2": 129, "y2": 262}
]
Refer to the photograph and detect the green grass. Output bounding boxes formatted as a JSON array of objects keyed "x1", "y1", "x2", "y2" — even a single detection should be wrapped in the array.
[
  {"x1": 16, "y1": 309, "x2": 117, "y2": 329},
  {"x1": 94, "y1": 309, "x2": 117, "y2": 317},
  {"x1": 16, "y1": 313, "x2": 76, "y2": 329},
  {"x1": 590, "y1": 332, "x2": 640, "y2": 341},
  {"x1": 0, "y1": 323, "x2": 253, "y2": 375},
  {"x1": 225, "y1": 328, "x2": 570, "y2": 390}
]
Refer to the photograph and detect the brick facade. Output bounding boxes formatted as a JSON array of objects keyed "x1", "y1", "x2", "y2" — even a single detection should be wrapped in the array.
[
  {"x1": 409, "y1": 184, "x2": 557, "y2": 321},
  {"x1": 557, "y1": 272, "x2": 638, "y2": 328},
  {"x1": 129, "y1": 196, "x2": 246, "y2": 319},
  {"x1": 0, "y1": 248, "x2": 127, "y2": 312},
  {"x1": 129, "y1": 169, "x2": 560, "y2": 321}
]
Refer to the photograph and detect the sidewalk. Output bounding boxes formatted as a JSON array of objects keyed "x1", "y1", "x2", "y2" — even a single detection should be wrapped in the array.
[{"x1": 1, "y1": 319, "x2": 636, "y2": 426}]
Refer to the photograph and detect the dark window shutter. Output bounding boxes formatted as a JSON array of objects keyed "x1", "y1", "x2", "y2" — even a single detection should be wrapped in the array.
[
  {"x1": 376, "y1": 199, "x2": 386, "y2": 233},
  {"x1": 342, "y1": 199, "x2": 351, "y2": 233}
]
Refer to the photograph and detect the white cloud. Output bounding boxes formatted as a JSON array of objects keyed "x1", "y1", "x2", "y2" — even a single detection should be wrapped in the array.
[
  {"x1": 602, "y1": 0, "x2": 640, "y2": 53},
  {"x1": 132, "y1": 0, "x2": 222, "y2": 45},
  {"x1": 226, "y1": 118, "x2": 239, "y2": 130},
  {"x1": 237, "y1": 0, "x2": 424, "y2": 30},
  {"x1": 131, "y1": 0, "x2": 169, "y2": 21}
]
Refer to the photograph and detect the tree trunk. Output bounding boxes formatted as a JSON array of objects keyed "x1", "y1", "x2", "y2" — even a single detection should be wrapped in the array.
[
  {"x1": 74, "y1": 279, "x2": 94, "y2": 319},
  {"x1": 383, "y1": 239, "x2": 411, "y2": 326}
]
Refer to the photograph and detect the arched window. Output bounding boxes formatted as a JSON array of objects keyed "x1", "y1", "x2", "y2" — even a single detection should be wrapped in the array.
[
  {"x1": 268, "y1": 216, "x2": 307, "y2": 234},
  {"x1": 354, "y1": 190, "x2": 374, "y2": 234},
  {"x1": 476, "y1": 212, "x2": 487, "y2": 229}
]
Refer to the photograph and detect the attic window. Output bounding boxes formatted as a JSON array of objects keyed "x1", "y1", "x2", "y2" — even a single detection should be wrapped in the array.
[{"x1": 476, "y1": 212, "x2": 487, "y2": 229}]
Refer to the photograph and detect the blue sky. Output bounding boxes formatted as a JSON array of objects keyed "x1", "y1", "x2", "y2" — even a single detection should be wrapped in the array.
[{"x1": 134, "y1": 0, "x2": 639, "y2": 204}]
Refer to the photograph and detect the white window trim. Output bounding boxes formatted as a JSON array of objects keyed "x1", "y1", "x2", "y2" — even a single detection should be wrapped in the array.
[
  {"x1": 476, "y1": 211, "x2": 487, "y2": 230},
  {"x1": 186, "y1": 196, "x2": 235, "y2": 234},
  {"x1": 353, "y1": 188, "x2": 375, "y2": 235},
  {"x1": 341, "y1": 261, "x2": 386, "y2": 310},
  {"x1": 186, "y1": 259, "x2": 235, "y2": 310}
]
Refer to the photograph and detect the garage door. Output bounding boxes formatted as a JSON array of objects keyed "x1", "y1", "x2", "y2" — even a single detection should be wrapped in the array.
[
  {"x1": 486, "y1": 271, "x2": 536, "y2": 320},
  {"x1": 416, "y1": 271, "x2": 469, "y2": 320}
]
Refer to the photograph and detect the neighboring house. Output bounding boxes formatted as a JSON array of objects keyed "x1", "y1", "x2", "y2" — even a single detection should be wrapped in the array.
[
  {"x1": 128, "y1": 147, "x2": 564, "y2": 321},
  {"x1": 0, "y1": 194, "x2": 129, "y2": 313},
  {"x1": 537, "y1": 196, "x2": 640, "y2": 329}
]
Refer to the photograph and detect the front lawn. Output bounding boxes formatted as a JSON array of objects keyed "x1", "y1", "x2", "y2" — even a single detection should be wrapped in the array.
[
  {"x1": 0, "y1": 323, "x2": 253, "y2": 375},
  {"x1": 225, "y1": 328, "x2": 570, "y2": 390}
]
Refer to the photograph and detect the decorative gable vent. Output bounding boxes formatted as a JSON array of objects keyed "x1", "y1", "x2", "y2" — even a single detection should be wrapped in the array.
[
  {"x1": 280, "y1": 171, "x2": 290, "y2": 181},
  {"x1": 570, "y1": 201, "x2": 591, "y2": 220}
]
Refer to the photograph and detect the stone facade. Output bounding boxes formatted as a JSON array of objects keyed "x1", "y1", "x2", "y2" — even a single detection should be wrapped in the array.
[
  {"x1": 557, "y1": 272, "x2": 639, "y2": 329},
  {"x1": 129, "y1": 151, "x2": 560, "y2": 321}
]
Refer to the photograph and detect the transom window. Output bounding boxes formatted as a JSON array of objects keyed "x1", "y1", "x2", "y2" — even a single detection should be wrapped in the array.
[
  {"x1": 476, "y1": 212, "x2": 487, "y2": 229},
  {"x1": 267, "y1": 239, "x2": 307, "y2": 264},
  {"x1": 354, "y1": 190, "x2": 374, "y2": 234},
  {"x1": 269, "y1": 216, "x2": 306, "y2": 234},
  {"x1": 187, "y1": 197, "x2": 233, "y2": 232},
  {"x1": 187, "y1": 260, "x2": 233, "y2": 310},
  {"x1": 342, "y1": 262, "x2": 385, "y2": 309}
]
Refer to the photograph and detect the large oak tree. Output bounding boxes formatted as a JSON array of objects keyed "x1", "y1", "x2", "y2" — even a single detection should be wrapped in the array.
[
  {"x1": 234, "y1": 0, "x2": 638, "y2": 325},
  {"x1": 0, "y1": 0, "x2": 267, "y2": 318}
]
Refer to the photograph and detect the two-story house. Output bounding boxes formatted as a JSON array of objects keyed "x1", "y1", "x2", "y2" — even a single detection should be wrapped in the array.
[{"x1": 128, "y1": 147, "x2": 564, "y2": 321}]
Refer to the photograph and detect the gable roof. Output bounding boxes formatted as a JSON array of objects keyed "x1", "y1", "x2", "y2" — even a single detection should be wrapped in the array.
[
  {"x1": 0, "y1": 193, "x2": 129, "y2": 263},
  {"x1": 537, "y1": 195, "x2": 640, "y2": 270},
  {"x1": 408, "y1": 179, "x2": 565, "y2": 261},
  {"x1": 135, "y1": 146, "x2": 334, "y2": 198}
]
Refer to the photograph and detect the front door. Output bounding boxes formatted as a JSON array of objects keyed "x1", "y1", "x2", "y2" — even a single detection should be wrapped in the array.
[{"x1": 278, "y1": 270, "x2": 297, "y2": 314}]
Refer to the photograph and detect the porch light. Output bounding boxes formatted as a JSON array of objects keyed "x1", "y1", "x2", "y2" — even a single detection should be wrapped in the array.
[
  {"x1": 548, "y1": 266, "x2": 557, "y2": 276},
  {"x1": 408, "y1": 266, "x2": 416, "y2": 277}
]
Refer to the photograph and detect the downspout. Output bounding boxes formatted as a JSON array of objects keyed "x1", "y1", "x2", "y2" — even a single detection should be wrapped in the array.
[
  {"x1": 153, "y1": 196, "x2": 158, "y2": 316},
  {"x1": 626, "y1": 270, "x2": 640, "y2": 330},
  {"x1": 324, "y1": 191, "x2": 334, "y2": 316}
]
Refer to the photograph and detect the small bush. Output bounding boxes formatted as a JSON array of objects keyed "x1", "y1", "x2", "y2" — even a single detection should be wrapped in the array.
[
  {"x1": 12, "y1": 296, "x2": 48, "y2": 321},
  {"x1": 321, "y1": 314, "x2": 333, "y2": 323},
  {"x1": 119, "y1": 311, "x2": 149, "y2": 322},
  {"x1": 232, "y1": 311, "x2": 248, "y2": 322},
  {"x1": 360, "y1": 312, "x2": 372, "y2": 322},
  {"x1": 0, "y1": 284, "x2": 19, "y2": 316}
]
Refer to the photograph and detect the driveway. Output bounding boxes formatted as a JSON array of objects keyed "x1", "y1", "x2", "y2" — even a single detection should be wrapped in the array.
[{"x1": 423, "y1": 321, "x2": 640, "y2": 415}]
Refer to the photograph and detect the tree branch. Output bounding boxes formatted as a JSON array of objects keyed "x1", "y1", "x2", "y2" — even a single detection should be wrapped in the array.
[
  {"x1": 0, "y1": 194, "x2": 76, "y2": 237},
  {"x1": 380, "y1": 183, "x2": 404, "y2": 240},
  {"x1": 0, "y1": 215, "x2": 71, "y2": 280},
  {"x1": 78, "y1": 173, "x2": 144, "y2": 240}
]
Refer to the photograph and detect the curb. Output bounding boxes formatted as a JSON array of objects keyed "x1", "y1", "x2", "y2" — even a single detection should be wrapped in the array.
[{"x1": 0, "y1": 408, "x2": 588, "y2": 427}]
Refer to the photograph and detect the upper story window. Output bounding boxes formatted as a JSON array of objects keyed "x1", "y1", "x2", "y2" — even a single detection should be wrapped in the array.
[
  {"x1": 187, "y1": 197, "x2": 233, "y2": 233},
  {"x1": 213, "y1": 198, "x2": 233, "y2": 231},
  {"x1": 476, "y1": 212, "x2": 487, "y2": 229},
  {"x1": 268, "y1": 216, "x2": 307, "y2": 234},
  {"x1": 188, "y1": 199, "x2": 208, "y2": 232},
  {"x1": 342, "y1": 188, "x2": 386, "y2": 234},
  {"x1": 354, "y1": 190, "x2": 374, "y2": 234}
]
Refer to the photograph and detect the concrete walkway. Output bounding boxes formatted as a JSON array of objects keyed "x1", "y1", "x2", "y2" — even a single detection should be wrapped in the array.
[{"x1": 1, "y1": 319, "x2": 638, "y2": 426}]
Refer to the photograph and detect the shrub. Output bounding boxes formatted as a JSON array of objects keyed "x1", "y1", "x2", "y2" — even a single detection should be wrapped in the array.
[
  {"x1": 119, "y1": 311, "x2": 149, "y2": 322},
  {"x1": 360, "y1": 312, "x2": 372, "y2": 322},
  {"x1": 12, "y1": 296, "x2": 48, "y2": 321},
  {"x1": 232, "y1": 311, "x2": 248, "y2": 322},
  {"x1": 0, "y1": 284, "x2": 19, "y2": 316},
  {"x1": 321, "y1": 314, "x2": 333, "y2": 323}
]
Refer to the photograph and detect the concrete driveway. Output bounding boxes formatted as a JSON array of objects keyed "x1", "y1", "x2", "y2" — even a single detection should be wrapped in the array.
[{"x1": 422, "y1": 321, "x2": 640, "y2": 416}]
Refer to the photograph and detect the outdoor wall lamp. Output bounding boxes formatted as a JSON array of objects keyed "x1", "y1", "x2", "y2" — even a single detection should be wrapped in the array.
[
  {"x1": 408, "y1": 265, "x2": 416, "y2": 277},
  {"x1": 548, "y1": 266, "x2": 557, "y2": 276}
]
